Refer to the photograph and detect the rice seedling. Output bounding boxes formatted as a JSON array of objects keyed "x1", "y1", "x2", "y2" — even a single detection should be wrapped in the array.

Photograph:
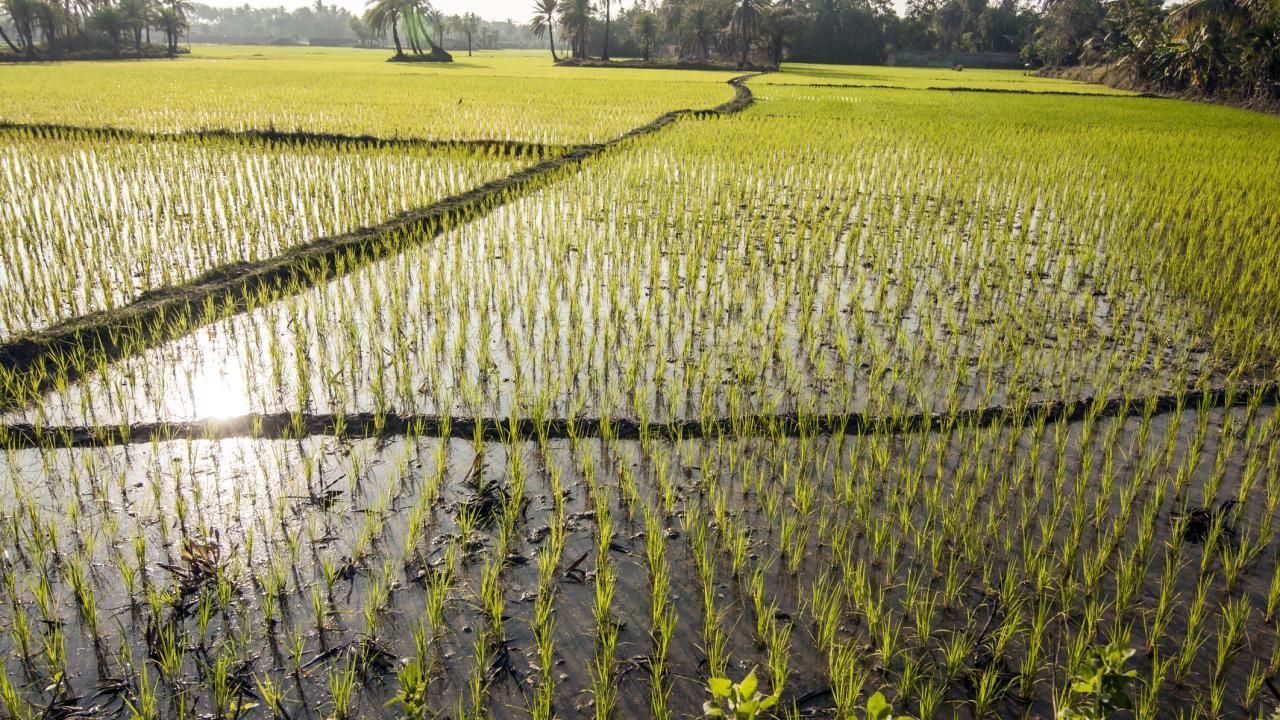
[{"x1": 0, "y1": 51, "x2": 1277, "y2": 720}]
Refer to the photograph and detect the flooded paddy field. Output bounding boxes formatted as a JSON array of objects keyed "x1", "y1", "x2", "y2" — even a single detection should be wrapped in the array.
[
  {"x1": 2, "y1": 404, "x2": 1279, "y2": 719},
  {"x1": 2, "y1": 52, "x2": 1280, "y2": 720}
]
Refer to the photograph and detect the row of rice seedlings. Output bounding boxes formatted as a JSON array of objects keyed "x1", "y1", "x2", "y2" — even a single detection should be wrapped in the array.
[
  {"x1": 0, "y1": 55, "x2": 739, "y2": 144},
  {"x1": 529, "y1": 447, "x2": 566, "y2": 720},
  {"x1": 0, "y1": 127, "x2": 539, "y2": 337},
  {"x1": 13, "y1": 109, "x2": 1250, "y2": 431},
  {"x1": 1, "y1": 397, "x2": 1278, "y2": 716}
]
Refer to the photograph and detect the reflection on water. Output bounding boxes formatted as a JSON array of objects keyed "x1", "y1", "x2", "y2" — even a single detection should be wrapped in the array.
[{"x1": 186, "y1": 356, "x2": 252, "y2": 419}]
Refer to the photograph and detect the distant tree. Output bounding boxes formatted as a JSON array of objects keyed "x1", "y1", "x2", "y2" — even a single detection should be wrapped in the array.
[
  {"x1": 529, "y1": 0, "x2": 559, "y2": 60},
  {"x1": 598, "y1": 0, "x2": 613, "y2": 58},
  {"x1": 363, "y1": 0, "x2": 404, "y2": 55},
  {"x1": 559, "y1": 0, "x2": 591, "y2": 56},
  {"x1": 117, "y1": 0, "x2": 150, "y2": 52},
  {"x1": 1030, "y1": 0, "x2": 1104, "y2": 64},
  {"x1": 760, "y1": 0, "x2": 802, "y2": 64},
  {"x1": 348, "y1": 14, "x2": 374, "y2": 45},
  {"x1": 459, "y1": 11, "x2": 477, "y2": 54},
  {"x1": 727, "y1": 0, "x2": 763, "y2": 65},
  {"x1": 2, "y1": 0, "x2": 39, "y2": 55},
  {"x1": 89, "y1": 4, "x2": 128, "y2": 54},
  {"x1": 684, "y1": 3, "x2": 715, "y2": 58},
  {"x1": 631, "y1": 8, "x2": 655, "y2": 59},
  {"x1": 156, "y1": 5, "x2": 186, "y2": 52}
]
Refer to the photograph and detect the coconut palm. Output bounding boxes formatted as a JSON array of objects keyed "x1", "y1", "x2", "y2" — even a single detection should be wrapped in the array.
[
  {"x1": 88, "y1": 4, "x2": 126, "y2": 54},
  {"x1": 364, "y1": 0, "x2": 405, "y2": 56},
  {"x1": 599, "y1": 0, "x2": 613, "y2": 59},
  {"x1": 670, "y1": 1, "x2": 713, "y2": 59},
  {"x1": 456, "y1": 11, "x2": 477, "y2": 55},
  {"x1": 117, "y1": 0, "x2": 149, "y2": 52},
  {"x1": 529, "y1": 0, "x2": 558, "y2": 61},
  {"x1": 428, "y1": 6, "x2": 444, "y2": 47},
  {"x1": 559, "y1": 0, "x2": 591, "y2": 56},
  {"x1": 760, "y1": 0, "x2": 800, "y2": 65},
  {"x1": 632, "y1": 9, "x2": 656, "y2": 60},
  {"x1": 155, "y1": 6, "x2": 184, "y2": 54},
  {"x1": 727, "y1": 0, "x2": 765, "y2": 66},
  {"x1": 2, "y1": 0, "x2": 40, "y2": 55}
]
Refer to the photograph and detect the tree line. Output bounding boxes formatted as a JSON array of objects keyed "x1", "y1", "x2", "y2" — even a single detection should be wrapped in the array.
[
  {"x1": 5, "y1": 0, "x2": 1276, "y2": 102},
  {"x1": 2, "y1": 0, "x2": 191, "y2": 56},
  {"x1": 518, "y1": 0, "x2": 1276, "y2": 99},
  {"x1": 1038, "y1": 0, "x2": 1279, "y2": 100}
]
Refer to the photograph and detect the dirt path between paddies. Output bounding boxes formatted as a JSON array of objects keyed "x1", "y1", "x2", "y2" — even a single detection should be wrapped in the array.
[
  {"x1": 0, "y1": 74, "x2": 762, "y2": 412},
  {"x1": 0, "y1": 121, "x2": 564, "y2": 155},
  {"x1": 4, "y1": 380, "x2": 1275, "y2": 449}
]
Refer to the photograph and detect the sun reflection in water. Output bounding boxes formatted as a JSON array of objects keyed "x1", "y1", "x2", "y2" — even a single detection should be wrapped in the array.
[{"x1": 187, "y1": 357, "x2": 252, "y2": 419}]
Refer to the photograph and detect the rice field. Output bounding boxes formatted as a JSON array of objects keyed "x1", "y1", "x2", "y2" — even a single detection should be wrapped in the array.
[
  {"x1": 0, "y1": 47, "x2": 738, "y2": 144},
  {"x1": 2, "y1": 50, "x2": 1280, "y2": 720},
  {"x1": 0, "y1": 127, "x2": 545, "y2": 337},
  {"x1": 752, "y1": 63, "x2": 1135, "y2": 94}
]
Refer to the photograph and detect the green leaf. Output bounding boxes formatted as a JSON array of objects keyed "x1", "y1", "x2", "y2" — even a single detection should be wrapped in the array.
[
  {"x1": 867, "y1": 691, "x2": 891, "y2": 720},
  {"x1": 709, "y1": 677, "x2": 733, "y2": 697},
  {"x1": 739, "y1": 669, "x2": 758, "y2": 698}
]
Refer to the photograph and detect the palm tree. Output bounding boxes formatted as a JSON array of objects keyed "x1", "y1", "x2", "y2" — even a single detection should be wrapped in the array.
[
  {"x1": 1166, "y1": 0, "x2": 1269, "y2": 91},
  {"x1": 2, "y1": 0, "x2": 40, "y2": 56},
  {"x1": 673, "y1": 2, "x2": 712, "y2": 59},
  {"x1": 529, "y1": 0, "x2": 559, "y2": 60},
  {"x1": 0, "y1": 24, "x2": 21, "y2": 53},
  {"x1": 458, "y1": 11, "x2": 477, "y2": 55},
  {"x1": 599, "y1": 0, "x2": 612, "y2": 59},
  {"x1": 364, "y1": 0, "x2": 404, "y2": 56},
  {"x1": 88, "y1": 4, "x2": 126, "y2": 55},
  {"x1": 32, "y1": 0, "x2": 59, "y2": 55},
  {"x1": 165, "y1": 0, "x2": 190, "y2": 52},
  {"x1": 402, "y1": 4, "x2": 426, "y2": 53},
  {"x1": 632, "y1": 9, "x2": 655, "y2": 60},
  {"x1": 428, "y1": 6, "x2": 444, "y2": 47},
  {"x1": 155, "y1": 5, "x2": 184, "y2": 54},
  {"x1": 117, "y1": 0, "x2": 149, "y2": 53},
  {"x1": 760, "y1": 0, "x2": 799, "y2": 65},
  {"x1": 727, "y1": 0, "x2": 764, "y2": 66},
  {"x1": 559, "y1": 0, "x2": 591, "y2": 56}
]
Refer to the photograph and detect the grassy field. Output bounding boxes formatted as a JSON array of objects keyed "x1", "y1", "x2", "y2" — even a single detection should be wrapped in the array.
[
  {"x1": 0, "y1": 47, "x2": 738, "y2": 143},
  {"x1": 753, "y1": 62, "x2": 1136, "y2": 94},
  {"x1": 1, "y1": 49, "x2": 1279, "y2": 720}
]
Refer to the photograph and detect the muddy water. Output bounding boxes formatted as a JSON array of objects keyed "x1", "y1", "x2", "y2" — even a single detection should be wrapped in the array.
[
  {"x1": 5, "y1": 162, "x2": 1219, "y2": 432},
  {"x1": 2, "y1": 401, "x2": 1276, "y2": 718}
]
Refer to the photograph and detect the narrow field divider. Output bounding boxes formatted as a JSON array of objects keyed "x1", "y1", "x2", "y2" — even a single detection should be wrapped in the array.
[
  {"x1": 5, "y1": 380, "x2": 1275, "y2": 449},
  {"x1": 0, "y1": 74, "x2": 760, "y2": 412},
  {"x1": 782, "y1": 82, "x2": 1158, "y2": 98},
  {"x1": 0, "y1": 120, "x2": 566, "y2": 155}
]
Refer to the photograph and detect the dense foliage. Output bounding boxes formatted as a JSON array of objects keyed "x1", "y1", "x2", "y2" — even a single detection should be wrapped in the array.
[
  {"x1": 1099, "y1": 0, "x2": 1280, "y2": 99},
  {"x1": 1, "y1": 0, "x2": 191, "y2": 56}
]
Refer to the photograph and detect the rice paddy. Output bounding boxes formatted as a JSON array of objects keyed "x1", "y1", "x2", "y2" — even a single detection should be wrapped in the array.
[
  {"x1": 0, "y1": 47, "x2": 738, "y2": 144},
  {"x1": 2, "y1": 49, "x2": 1279, "y2": 720},
  {"x1": 0, "y1": 127, "x2": 545, "y2": 336}
]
